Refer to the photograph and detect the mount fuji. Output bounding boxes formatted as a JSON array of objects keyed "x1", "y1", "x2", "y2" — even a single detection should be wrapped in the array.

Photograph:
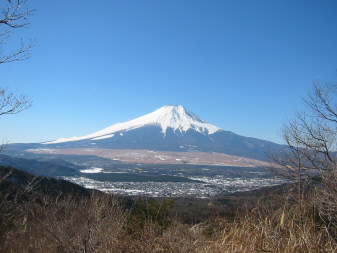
[
  {"x1": 44, "y1": 105, "x2": 220, "y2": 144},
  {"x1": 20, "y1": 105, "x2": 281, "y2": 161}
]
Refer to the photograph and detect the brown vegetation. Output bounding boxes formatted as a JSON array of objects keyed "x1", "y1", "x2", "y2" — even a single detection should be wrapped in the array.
[
  {"x1": 0, "y1": 162, "x2": 336, "y2": 253},
  {"x1": 0, "y1": 181, "x2": 336, "y2": 253}
]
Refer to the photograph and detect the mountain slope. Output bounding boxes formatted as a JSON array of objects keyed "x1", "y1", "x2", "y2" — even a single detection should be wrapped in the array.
[
  {"x1": 8, "y1": 105, "x2": 284, "y2": 161},
  {"x1": 44, "y1": 105, "x2": 220, "y2": 144}
]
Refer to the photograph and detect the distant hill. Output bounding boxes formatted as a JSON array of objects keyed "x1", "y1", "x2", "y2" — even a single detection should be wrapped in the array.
[
  {"x1": 0, "y1": 155, "x2": 81, "y2": 177},
  {"x1": 0, "y1": 166, "x2": 90, "y2": 199}
]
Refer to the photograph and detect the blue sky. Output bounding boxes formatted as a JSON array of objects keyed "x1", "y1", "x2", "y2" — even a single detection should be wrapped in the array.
[{"x1": 1, "y1": 0, "x2": 337, "y2": 144}]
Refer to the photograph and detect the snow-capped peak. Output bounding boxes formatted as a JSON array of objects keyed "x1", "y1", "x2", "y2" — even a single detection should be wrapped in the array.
[{"x1": 44, "y1": 105, "x2": 221, "y2": 144}]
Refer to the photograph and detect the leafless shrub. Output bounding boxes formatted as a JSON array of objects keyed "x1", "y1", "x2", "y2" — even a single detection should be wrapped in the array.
[
  {"x1": 0, "y1": 169, "x2": 41, "y2": 244},
  {"x1": 34, "y1": 192, "x2": 126, "y2": 253},
  {"x1": 269, "y1": 82, "x2": 337, "y2": 229},
  {"x1": 1, "y1": 192, "x2": 127, "y2": 252}
]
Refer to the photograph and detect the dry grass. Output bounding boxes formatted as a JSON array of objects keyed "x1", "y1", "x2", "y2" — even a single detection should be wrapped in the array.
[
  {"x1": 1, "y1": 192, "x2": 127, "y2": 253},
  {"x1": 1, "y1": 190, "x2": 337, "y2": 253}
]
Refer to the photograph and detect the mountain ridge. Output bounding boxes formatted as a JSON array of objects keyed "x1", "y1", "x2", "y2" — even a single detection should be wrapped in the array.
[
  {"x1": 6, "y1": 105, "x2": 285, "y2": 161},
  {"x1": 44, "y1": 105, "x2": 220, "y2": 144}
]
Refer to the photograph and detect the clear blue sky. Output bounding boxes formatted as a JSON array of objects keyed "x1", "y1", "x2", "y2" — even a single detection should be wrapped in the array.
[{"x1": 1, "y1": 0, "x2": 337, "y2": 144}]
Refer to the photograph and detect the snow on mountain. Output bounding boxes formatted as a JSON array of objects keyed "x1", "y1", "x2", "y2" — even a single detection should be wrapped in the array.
[{"x1": 44, "y1": 105, "x2": 221, "y2": 144}]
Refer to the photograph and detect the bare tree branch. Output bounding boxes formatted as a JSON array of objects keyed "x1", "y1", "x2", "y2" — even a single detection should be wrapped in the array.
[
  {"x1": 0, "y1": 39, "x2": 34, "y2": 64},
  {"x1": 0, "y1": 87, "x2": 31, "y2": 116},
  {"x1": 0, "y1": 0, "x2": 33, "y2": 28},
  {"x1": 0, "y1": 0, "x2": 35, "y2": 64},
  {"x1": 0, "y1": 0, "x2": 34, "y2": 153},
  {"x1": 271, "y1": 81, "x2": 337, "y2": 226}
]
